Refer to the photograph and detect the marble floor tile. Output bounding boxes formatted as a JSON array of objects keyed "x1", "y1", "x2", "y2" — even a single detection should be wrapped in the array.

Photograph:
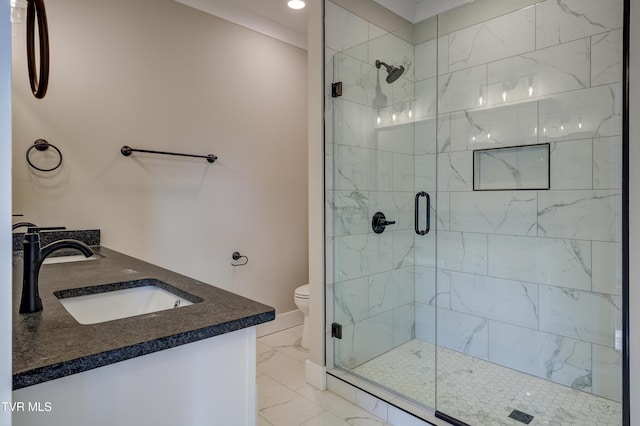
[
  {"x1": 257, "y1": 349, "x2": 308, "y2": 390},
  {"x1": 260, "y1": 395, "x2": 325, "y2": 426},
  {"x1": 258, "y1": 374, "x2": 298, "y2": 406},
  {"x1": 259, "y1": 329, "x2": 309, "y2": 362},
  {"x1": 347, "y1": 418, "x2": 388, "y2": 426},
  {"x1": 297, "y1": 384, "x2": 385, "y2": 423},
  {"x1": 258, "y1": 374, "x2": 324, "y2": 426},
  {"x1": 257, "y1": 328, "x2": 389, "y2": 426},
  {"x1": 286, "y1": 325, "x2": 305, "y2": 338},
  {"x1": 302, "y1": 411, "x2": 351, "y2": 426},
  {"x1": 257, "y1": 340, "x2": 272, "y2": 355},
  {"x1": 258, "y1": 414, "x2": 273, "y2": 426}
]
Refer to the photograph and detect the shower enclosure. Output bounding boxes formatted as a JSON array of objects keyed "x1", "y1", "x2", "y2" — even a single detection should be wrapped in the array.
[{"x1": 324, "y1": 0, "x2": 627, "y2": 424}]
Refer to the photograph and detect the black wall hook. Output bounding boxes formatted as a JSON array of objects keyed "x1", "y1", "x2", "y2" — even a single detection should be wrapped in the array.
[{"x1": 231, "y1": 251, "x2": 248, "y2": 267}]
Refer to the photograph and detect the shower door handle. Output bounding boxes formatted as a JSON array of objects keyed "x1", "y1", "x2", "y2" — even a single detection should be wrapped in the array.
[{"x1": 415, "y1": 192, "x2": 430, "y2": 236}]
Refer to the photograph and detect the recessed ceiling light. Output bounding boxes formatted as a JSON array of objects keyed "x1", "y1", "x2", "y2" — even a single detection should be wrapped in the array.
[{"x1": 288, "y1": 0, "x2": 305, "y2": 9}]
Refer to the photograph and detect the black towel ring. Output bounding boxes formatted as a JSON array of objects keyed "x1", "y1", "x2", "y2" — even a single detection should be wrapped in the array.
[
  {"x1": 26, "y1": 139, "x2": 62, "y2": 172},
  {"x1": 26, "y1": 0, "x2": 50, "y2": 99},
  {"x1": 231, "y1": 251, "x2": 248, "y2": 267}
]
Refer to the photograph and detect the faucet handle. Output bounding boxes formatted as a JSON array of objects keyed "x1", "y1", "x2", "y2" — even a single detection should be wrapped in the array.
[{"x1": 27, "y1": 226, "x2": 66, "y2": 233}]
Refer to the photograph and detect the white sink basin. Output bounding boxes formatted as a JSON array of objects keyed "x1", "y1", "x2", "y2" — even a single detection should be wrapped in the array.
[
  {"x1": 55, "y1": 280, "x2": 200, "y2": 325},
  {"x1": 43, "y1": 254, "x2": 102, "y2": 264}
]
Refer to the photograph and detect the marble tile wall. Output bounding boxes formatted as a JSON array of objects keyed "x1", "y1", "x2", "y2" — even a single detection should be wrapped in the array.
[{"x1": 413, "y1": 0, "x2": 623, "y2": 403}]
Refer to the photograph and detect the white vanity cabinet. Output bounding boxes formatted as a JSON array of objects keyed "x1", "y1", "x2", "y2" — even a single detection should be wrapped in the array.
[{"x1": 13, "y1": 327, "x2": 257, "y2": 426}]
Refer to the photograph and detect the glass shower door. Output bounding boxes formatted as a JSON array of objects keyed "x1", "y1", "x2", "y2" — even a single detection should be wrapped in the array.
[
  {"x1": 431, "y1": 1, "x2": 624, "y2": 425},
  {"x1": 327, "y1": 28, "x2": 438, "y2": 409}
]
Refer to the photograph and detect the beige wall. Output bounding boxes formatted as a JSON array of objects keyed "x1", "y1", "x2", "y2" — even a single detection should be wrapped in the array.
[{"x1": 11, "y1": 0, "x2": 309, "y2": 315}]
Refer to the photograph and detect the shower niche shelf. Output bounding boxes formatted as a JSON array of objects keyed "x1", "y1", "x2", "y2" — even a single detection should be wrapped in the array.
[{"x1": 473, "y1": 143, "x2": 550, "y2": 191}]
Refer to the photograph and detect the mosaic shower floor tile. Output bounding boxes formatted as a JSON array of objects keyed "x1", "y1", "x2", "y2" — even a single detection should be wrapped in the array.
[{"x1": 353, "y1": 339, "x2": 621, "y2": 425}]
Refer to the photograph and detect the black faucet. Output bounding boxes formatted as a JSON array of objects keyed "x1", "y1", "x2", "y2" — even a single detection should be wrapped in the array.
[
  {"x1": 19, "y1": 233, "x2": 94, "y2": 314},
  {"x1": 12, "y1": 222, "x2": 37, "y2": 231}
]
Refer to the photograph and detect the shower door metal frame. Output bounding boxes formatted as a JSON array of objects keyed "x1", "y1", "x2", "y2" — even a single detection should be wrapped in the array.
[{"x1": 621, "y1": 0, "x2": 631, "y2": 424}]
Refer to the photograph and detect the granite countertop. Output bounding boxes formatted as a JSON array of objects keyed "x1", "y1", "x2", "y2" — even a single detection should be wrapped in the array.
[{"x1": 12, "y1": 246, "x2": 275, "y2": 390}]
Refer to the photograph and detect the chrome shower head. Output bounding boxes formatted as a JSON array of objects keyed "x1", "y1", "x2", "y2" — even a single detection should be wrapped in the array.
[{"x1": 375, "y1": 60, "x2": 405, "y2": 84}]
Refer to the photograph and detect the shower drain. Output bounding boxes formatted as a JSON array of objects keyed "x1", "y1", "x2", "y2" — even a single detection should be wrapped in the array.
[{"x1": 508, "y1": 409, "x2": 534, "y2": 424}]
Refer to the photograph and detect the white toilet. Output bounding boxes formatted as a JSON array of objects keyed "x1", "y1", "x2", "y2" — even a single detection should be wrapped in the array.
[{"x1": 293, "y1": 284, "x2": 310, "y2": 349}]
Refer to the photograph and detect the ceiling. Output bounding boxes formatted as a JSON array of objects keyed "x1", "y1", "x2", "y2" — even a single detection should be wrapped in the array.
[
  {"x1": 175, "y1": 0, "x2": 473, "y2": 50},
  {"x1": 175, "y1": 0, "x2": 308, "y2": 49},
  {"x1": 373, "y1": 0, "x2": 474, "y2": 23}
]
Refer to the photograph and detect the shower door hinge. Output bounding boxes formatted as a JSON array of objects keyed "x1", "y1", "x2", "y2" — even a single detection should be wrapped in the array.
[
  {"x1": 331, "y1": 322, "x2": 342, "y2": 339},
  {"x1": 331, "y1": 82, "x2": 343, "y2": 98}
]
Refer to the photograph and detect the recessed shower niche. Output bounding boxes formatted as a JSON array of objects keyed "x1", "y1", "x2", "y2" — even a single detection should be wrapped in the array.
[{"x1": 473, "y1": 143, "x2": 550, "y2": 191}]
